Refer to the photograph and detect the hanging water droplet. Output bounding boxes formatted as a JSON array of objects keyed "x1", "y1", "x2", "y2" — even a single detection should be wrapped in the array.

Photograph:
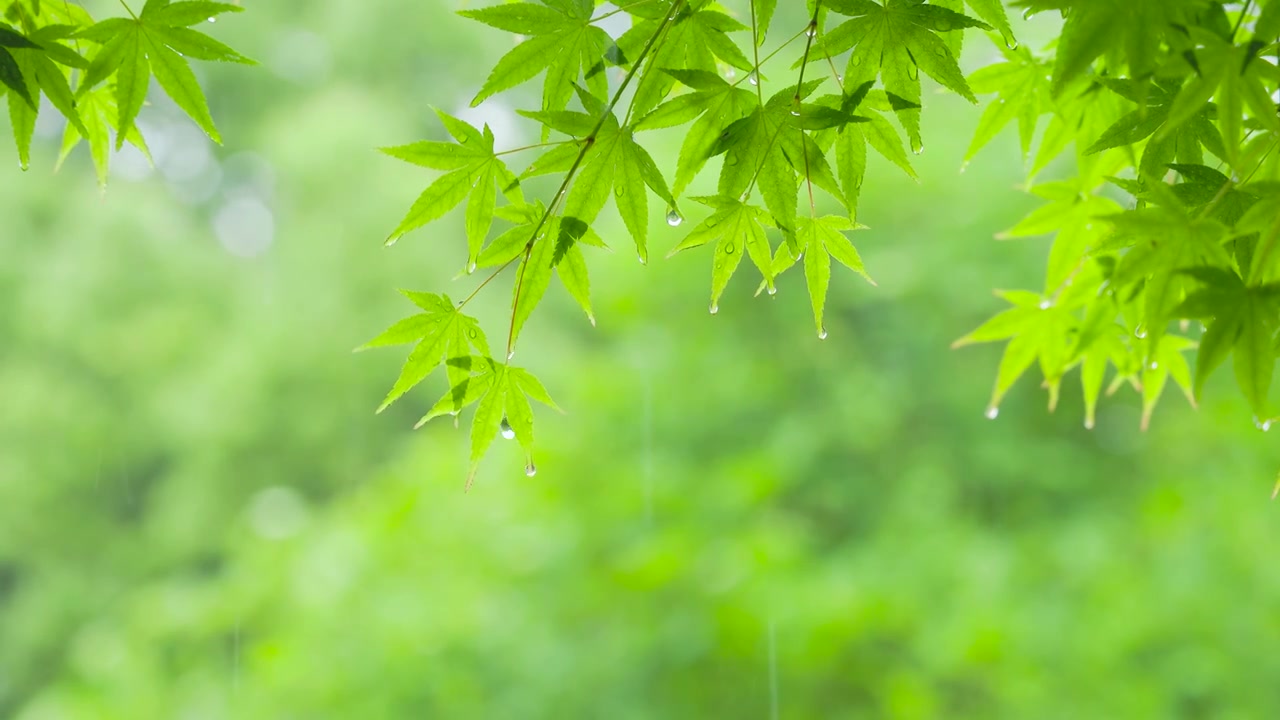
[
  {"x1": 836, "y1": 74, "x2": 844, "y2": 84},
  {"x1": 207, "y1": 16, "x2": 216, "y2": 23},
  {"x1": 805, "y1": 22, "x2": 817, "y2": 38},
  {"x1": 748, "y1": 71, "x2": 759, "y2": 86},
  {"x1": 638, "y1": 252, "x2": 648, "y2": 265},
  {"x1": 467, "y1": 261, "x2": 477, "y2": 274},
  {"x1": 1003, "y1": 33, "x2": 1019, "y2": 50},
  {"x1": 666, "y1": 209, "x2": 683, "y2": 227},
  {"x1": 1038, "y1": 299, "x2": 1051, "y2": 309},
  {"x1": 911, "y1": 138, "x2": 924, "y2": 155},
  {"x1": 709, "y1": 303, "x2": 719, "y2": 315},
  {"x1": 818, "y1": 328, "x2": 828, "y2": 340},
  {"x1": 1256, "y1": 416, "x2": 1273, "y2": 432},
  {"x1": 1084, "y1": 418, "x2": 1095, "y2": 430},
  {"x1": 985, "y1": 406, "x2": 1000, "y2": 420},
  {"x1": 1134, "y1": 326, "x2": 1147, "y2": 339},
  {"x1": 18, "y1": 160, "x2": 28, "y2": 171},
  {"x1": 500, "y1": 417, "x2": 515, "y2": 440},
  {"x1": 767, "y1": 285, "x2": 777, "y2": 296},
  {"x1": 525, "y1": 462, "x2": 537, "y2": 477},
  {"x1": 1022, "y1": 7, "x2": 1034, "y2": 19},
  {"x1": 959, "y1": 161, "x2": 969, "y2": 174},
  {"x1": 506, "y1": 350, "x2": 515, "y2": 361}
]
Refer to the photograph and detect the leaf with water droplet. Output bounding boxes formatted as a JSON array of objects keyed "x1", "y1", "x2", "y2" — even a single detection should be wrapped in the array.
[{"x1": 365, "y1": 291, "x2": 489, "y2": 412}]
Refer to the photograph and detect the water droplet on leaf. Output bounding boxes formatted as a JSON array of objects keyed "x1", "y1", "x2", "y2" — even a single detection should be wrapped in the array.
[
  {"x1": 1038, "y1": 299, "x2": 1051, "y2": 309},
  {"x1": 818, "y1": 328, "x2": 828, "y2": 340},
  {"x1": 506, "y1": 350, "x2": 515, "y2": 361},
  {"x1": 805, "y1": 22, "x2": 817, "y2": 38},
  {"x1": 1134, "y1": 326, "x2": 1147, "y2": 339},
  {"x1": 724, "y1": 243, "x2": 735, "y2": 254},
  {"x1": 748, "y1": 71, "x2": 759, "y2": 86},
  {"x1": 767, "y1": 285, "x2": 777, "y2": 296},
  {"x1": 207, "y1": 16, "x2": 216, "y2": 23},
  {"x1": 985, "y1": 406, "x2": 999, "y2": 420},
  {"x1": 467, "y1": 261, "x2": 477, "y2": 274},
  {"x1": 525, "y1": 462, "x2": 537, "y2": 477},
  {"x1": 666, "y1": 209, "x2": 683, "y2": 227},
  {"x1": 1256, "y1": 416, "x2": 1273, "y2": 432},
  {"x1": 709, "y1": 303, "x2": 719, "y2": 315},
  {"x1": 911, "y1": 138, "x2": 924, "y2": 155},
  {"x1": 500, "y1": 417, "x2": 515, "y2": 440},
  {"x1": 1003, "y1": 33, "x2": 1019, "y2": 50}
]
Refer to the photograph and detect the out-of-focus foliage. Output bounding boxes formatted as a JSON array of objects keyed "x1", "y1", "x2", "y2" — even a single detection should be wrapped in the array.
[{"x1": 2, "y1": 1, "x2": 1280, "y2": 718}]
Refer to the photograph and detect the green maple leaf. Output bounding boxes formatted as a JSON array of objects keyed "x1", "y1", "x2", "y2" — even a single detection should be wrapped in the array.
[
  {"x1": 418, "y1": 362, "x2": 560, "y2": 488},
  {"x1": 1097, "y1": 204, "x2": 1231, "y2": 360},
  {"x1": 1161, "y1": 26, "x2": 1280, "y2": 172},
  {"x1": 766, "y1": 215, "x2": 876, "y2": 338},
  {"x1": 618, "y1": 2, "x2": 753, "y2": 120},
  {"x1": 56, "y1": 83, "x2": 152, "y2": 190},
  {"x1": 821, "y1": 85, "x2": 918, "y2": 217},
  {"x1": 73, "y1": 0, "x2": 253, "y2": 148},
  {"x1": 667, "y1": 196, "x2": 774, "y2": 311},
  {"x1": 383, "y1": 110, "x2": 524, "y2": 254},
  {"x1": 1, "y1": 22, "x2": 90, "y2": 168},
  {"x1": 952, "y1": 290, "x2": 1077, "y2": 414},
  {"x1": 814, "y1": 0, "x2": 990, "y2": 152},
  {"x1": 709, "y1": 81, "x2": 846, "y2": 245},
  {"x1": 1138, "y1": 334, "x2": 1197, "y2": 431},
  {"x1": 1086, "y1": 79, "x2": 1226, "y2": 181},
  {"x1": 964, "y1": 45, "x2": 1050, "y2": 163},
  {"x1": 998, "y1": 180, "x2": 1121, "y2": 293},
  {"x1": 1173, "y1": 267, "x2": 1280, "y2": 417},
  {"x1": 359, "y1": 290, "x2": 491, "y2": 412},
  {"x1": 559, "y1": 99, "x2": 676, "y2": 263},
  {"x1": 634, "y1": 69, "x2": 755, "y2": 198},
  {"x1": 462, "y1": 0, "x2": 611, "y2": 120},
  {"x1": 1013, "y1": 0, "x2": 1204, "y2": 92}
]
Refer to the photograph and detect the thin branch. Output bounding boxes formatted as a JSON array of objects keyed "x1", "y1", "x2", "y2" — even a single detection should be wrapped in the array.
[
  {"x1": 797, "y1": 2, "x2": 823, "y2": 219},
  {"x1": 730, "y1": 28, "x2": 809, "y2": 91},
  {"x1": 748, "y1": 0, "x2": 764, "y2": 106},
  {"x1": 504, "y1": 0, "x2": 688, "y2": 360}
]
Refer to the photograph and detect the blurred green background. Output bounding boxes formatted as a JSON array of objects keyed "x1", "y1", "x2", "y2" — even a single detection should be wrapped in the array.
[{"x1": 2, "y1": 1, "x2": 1279, "y2": 718}]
